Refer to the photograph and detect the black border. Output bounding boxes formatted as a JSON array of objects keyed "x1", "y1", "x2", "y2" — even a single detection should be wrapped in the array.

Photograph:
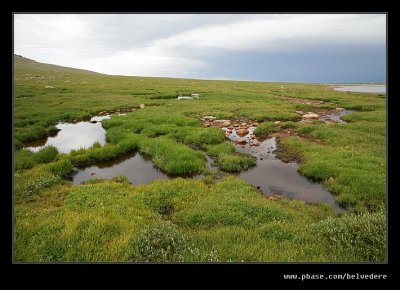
[{"x1": 3, "y1": 6, "x2": 397, "y2": 283}]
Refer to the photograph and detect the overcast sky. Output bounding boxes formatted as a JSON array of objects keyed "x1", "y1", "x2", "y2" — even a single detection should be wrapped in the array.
[{"x1": 14, "y1": 14, "x2": 386, "y2": 83}]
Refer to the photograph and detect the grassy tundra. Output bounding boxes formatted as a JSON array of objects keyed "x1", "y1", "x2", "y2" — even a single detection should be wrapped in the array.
[{"x1": 13, "y1": 55, "x2": 386, "y2": 262}]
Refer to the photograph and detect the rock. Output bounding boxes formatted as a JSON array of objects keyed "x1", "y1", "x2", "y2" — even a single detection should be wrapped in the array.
[
  {"x1": 268, "y1": 195, "x2": 281, "y2": 201},
  {"x1": 45, "y1": 86, "x2": 54, "y2": 89},
  {"x1": 65, "y1": 80, "x2": 70, "y2": 83},
  {"x1": 241, "y1": 122, "x2": 247, "y2": 126},
  {"x1": 237, "y1": 138, "x2": 247, "y2": 144},
  {"x1": 253, "y1": 122, "x2": 259, "y2": 126},
  {"x1": 328, "y1": 176, "x2": 335, "y2": 183},
  {"x1": 227, "y1": 126, "x2": 234, "y2": 130},
  {"x1": 203, "y1": 116, "x2": 216, "y2": 121},
  {"x1": 226, "y1": 130, "x2": 232, "y2": 134},
  {"x1": 302, "y1": 113, "x2": 319, "y2": 119},
  {"x1": 177, "y1": 96, "x2": 193, "y2": 100},
  {"x1": 274, "y1": 121, "x2": 281, "y2": 125},
  {"x1": 236, "y1": 129, "x2": 249, "y2": 136},
  {"x1": 256, "y1": 186, "x2": 261, "y2": 190},
  {"x1": 90, "y1": 173, "x2": 96, "y2": 176},
  {"x1": 335, "y1": 107, "x2": 344, "y2": 111},
  {"x1": 233, "y1": 124, "x2": 239, "y2": 127},
  {"x1": 214, "y1": 119, "x2": 231, "y2": 127},
  {"x1": 203, "y1": 123, "x2": 211, "y2": 128},
  {"x1": 295, "y1": 110, "x2": 304, "y2": 115},
  {"x1": 252, "y1": 142, "x2": 260, "y2": 146},
  {"x1": 191, "y1": 93, "x2": 200, "y2": 98},
  {"x1": 139, "y1": 104, "x2": 146, "y2": 109},
  {"x1": 250, "y1": 135, "x2": 256, "y2": 139}
]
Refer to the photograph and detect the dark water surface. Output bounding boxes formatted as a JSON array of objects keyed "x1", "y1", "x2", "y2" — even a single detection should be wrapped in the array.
[{"x1": 224, "y1": 127, "x2": 344, "y2": 212}]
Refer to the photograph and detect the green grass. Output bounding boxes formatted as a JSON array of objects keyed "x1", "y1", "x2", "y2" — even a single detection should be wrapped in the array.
[
  {"x1": 139, "y1": 137, "x2": 205, "y2": 174},
  {"x1": 14, "y1": 177, "x2": 385, "y2": 262},
  {"x1": 14, "y1": 146, "x2": 59, "y2": 170},
  {"x1": 205, "y1": 142, "x2": 255, "y2": 172},
  {"x1": 13, "y1": 55, "x2": 386, "y2": 262},
  {"x1": 254, "y1": 122, "x2": 280, "y2": 137}
]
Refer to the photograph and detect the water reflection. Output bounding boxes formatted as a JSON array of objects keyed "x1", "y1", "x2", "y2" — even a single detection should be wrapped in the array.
[{"x1": 24, "y1": 120, "x2": 107, "y2": 154}]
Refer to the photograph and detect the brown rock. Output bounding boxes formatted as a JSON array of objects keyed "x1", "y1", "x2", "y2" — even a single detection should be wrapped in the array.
[
  {"x1": 302, "y1": 113, "x2": 319, "y2": 119},
  {"x1": 250, "y1": 135, "x2": 256, "y2": 139},
  {"x1": 203, "y1": 116, "x2": 216, "y2": 121},
  {"x1": 236, "y1": 129, "x2": 249, "y2": 136},
  {"x1": 214, "y1": 119, "x2": 232, "y2": 127},
  {"x1": 90, "y1": 173, "x2": 96, "y2": 176},
  {"x1": 237, "y1": 138, "x2": 247, "y2": 144},
  {"x1": 268, "y1": 194, "x2": 281, "y2": 201},
  {"x1": 139, "y1": 104, "x2": 145, "y2": 109},
  {"x1": 253, "y1": 122, "x2": 259, "y2": 126},
  {"x1": 328, "y1": 176, "x2": 335, "y2": 183},
  {"x1": 335, "y1": 107, "x2": 344, "y2": 111},
  {"x1": 241, "y1": 122, "x2": 247, "y2": 126},
  {"x1": 252, "y1": 142, "x2": 260, "y2": 146},
  {"x1": 274, "y1": 121, "x2": 281, "y2": 125}
]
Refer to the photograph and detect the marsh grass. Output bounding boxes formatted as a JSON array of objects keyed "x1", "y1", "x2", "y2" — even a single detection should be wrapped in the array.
[{"x1": 13, "y1": 55, "x2": 386, "y2": 262}]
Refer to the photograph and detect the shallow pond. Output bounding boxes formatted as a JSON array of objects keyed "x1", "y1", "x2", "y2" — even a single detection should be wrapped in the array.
[
  {"x1": 69, "y1": 151, "x2": 171, "y2": 185},
  {"x1": 224, "y1": 127, "x2": 344, "y2": 212},
  {"x1": 334, "y1": 84, "x2": 386, "y2": 94},
  {"x1": 69, "y1": 151, "x2": 216, "y2": 185},
  {"x1": 24, "y1": 115, "x2": 111, "y2": 154}
]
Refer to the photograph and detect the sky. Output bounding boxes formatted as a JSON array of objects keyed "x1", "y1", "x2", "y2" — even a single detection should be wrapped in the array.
[{"x1": 14, "y1": 14, "x2": 386, "y2": 83}]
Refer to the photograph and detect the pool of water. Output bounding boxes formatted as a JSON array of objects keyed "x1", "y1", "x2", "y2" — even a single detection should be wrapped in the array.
[
  {"x1": 223, "y1": 127, "x2": 344, "y2": 212},
  {"x1": 69, "y1": 151, "x2": 215, "y2": 185},
  {"x1": 334, "y1": 85, "x2": 386, "y2": 94},
  {"x1": 69, "y1": 151, "x2": 171, "y2": 185},
  {"x1": 24, "y1": 115, "x2": 111, "y2": 154}
]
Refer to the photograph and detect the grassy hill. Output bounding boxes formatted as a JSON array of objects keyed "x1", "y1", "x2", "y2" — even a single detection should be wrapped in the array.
[{"x1": 13, "y1": 55, "x2": 386, "y2": 262}]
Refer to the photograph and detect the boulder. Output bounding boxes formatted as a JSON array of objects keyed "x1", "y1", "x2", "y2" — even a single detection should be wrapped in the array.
[
  {"x1": 302, "y1": 113, "x2": 319, "y2": 119},
  {"x1": 241, "y1": 122, "x2": 247, "y2": 126},
  {"x1": 268, "y1": 195, "x2": 281, "y2": 201},
  {"x1": 236, "y1": 129, "x2": 249, "y2": 136},
  {"x1": 214, "y1": 119, "x2": 232, "y2": 127},
  {"x1": 203, "y1": 116, "x2": 216, "y2": 121},
  {"x1": 237, "y1": 138, "x2": 247, "y2": 144}
]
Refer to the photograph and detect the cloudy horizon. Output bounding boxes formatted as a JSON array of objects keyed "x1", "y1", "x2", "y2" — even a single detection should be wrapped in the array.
[{"x1": 14, "y1": 14, "x2": 386, "y2": 83}]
